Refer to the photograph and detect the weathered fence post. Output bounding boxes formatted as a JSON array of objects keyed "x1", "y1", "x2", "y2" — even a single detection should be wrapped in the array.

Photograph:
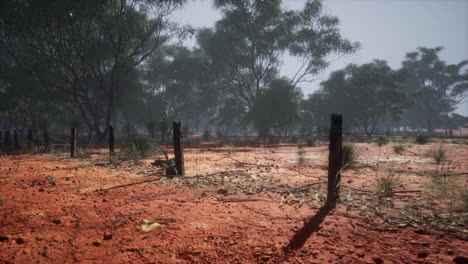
[
  {"x1": 325, "y1": 114, "x2": 342, "y2": 208},
  {"x1": 173, "y1": 121, "x2": 185, "y2": 176},
  {"x1": 27, "y1": 129, "x2": 33, "y2": 148},
  {"x1": 70, "y1": 127, "x2": 77, "y2": 157},
  {"x1": 14, "y1": 130, "x2": 19, "y2": 150},
  {"x1": 109, "y1": 125, "x2": 115, "y2": 156}
]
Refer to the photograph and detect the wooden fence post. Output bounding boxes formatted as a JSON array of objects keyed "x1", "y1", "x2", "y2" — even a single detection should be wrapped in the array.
[
  {"x1": 109, "y1": 125, "x2": 115, "y2": 156},
  {"x1": 173, "y1": 121, "x2": 185, "y2": 176},
  {"x1": 14, "y1": 130, "x2": 19, "y2": 150},
  {"x1": 27, "y1": 129, "x2": 33, "y2": 148},
  {"x1": 70, "y1": 127, "x2": 77, "y2": 157},
  {"x1": 326, "y1": 114, "x2": 342, "y2": 208}
]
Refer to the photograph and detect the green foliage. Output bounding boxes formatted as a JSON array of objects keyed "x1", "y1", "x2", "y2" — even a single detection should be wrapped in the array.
[
  {"x1": 310, "y1": 60, "x2": 407, "y2": 135},
  {"x1": 376, "y1": 170, "x2": 400, "y2": 196},
  {"x1": 415, "y1": 134, "x2": 429, "y2": 145},
  {"x1": 306, "y1": 137, "x2": 318, "y2": 147},
  {"x1": 341, "y1": 143, "x2": 356, "y2": 168},
  {"x1": 250, "y1": 78, "x2": 302, "y2": 136},
  {"x1": 393, "y1": 144, "x2": 405, "y2": 154},
  {"x1": 376, "y1": 135, "x2": 389, "y2": 147},
  {"x1": 122, "y1": 134, "x2": 159, "y2": 159},
  {"x1": 401, "y1": 47, "x2": 468, "y2": 132},
  {"x1": 297, "y1": 145, "x2": 306, "y2": 164},
  {"x1": 430, "y1": 145, "x2": 446, "y2": 164}
]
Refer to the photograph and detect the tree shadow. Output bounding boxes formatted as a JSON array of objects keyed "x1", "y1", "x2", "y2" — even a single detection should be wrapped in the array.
[{"x1": 284, "y1": 206, "x2": 333, "y2": 251}]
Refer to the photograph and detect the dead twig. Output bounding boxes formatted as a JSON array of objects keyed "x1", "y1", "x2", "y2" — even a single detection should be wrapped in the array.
[
  {"x1": 95, "y1": 178, "x2": 161, "y2": 192},
  {"x1": 219, "y1": 197, "x2": 264, "y2": 202},
  {"x1": 189, "y1": 169, "x2": 249, "y2": 178}
]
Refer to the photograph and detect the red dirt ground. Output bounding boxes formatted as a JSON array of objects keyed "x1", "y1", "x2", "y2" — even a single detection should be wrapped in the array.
[{"x1": 1, "y1": 141, "x2": 467, "y2": 264}]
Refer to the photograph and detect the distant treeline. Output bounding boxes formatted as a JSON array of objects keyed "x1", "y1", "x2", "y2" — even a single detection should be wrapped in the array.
[{"x1": 0, "y1": 0, "x2": 467, "y2": 142}]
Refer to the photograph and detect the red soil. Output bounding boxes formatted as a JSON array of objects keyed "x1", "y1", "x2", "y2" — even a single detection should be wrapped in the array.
[{"x1": 0, "y1": 141, "x2": 467, "y2": 263}]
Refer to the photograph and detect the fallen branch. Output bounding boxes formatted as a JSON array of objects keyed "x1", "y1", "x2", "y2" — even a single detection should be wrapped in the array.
[
  {"x1": 228, "y1": 157, "x2": 270, "y2": 167},
  {"x1": 189, "y1": 169, "x2": 249, "y2": 178},
  {"x1": 95, "y1": 178, "x2": 161, "y2": 192},
  {"x1": 219, "y1": 197, "x2": 264, "y2": 202},
  {"x1": 342, "y1": 185, "x2": 421, "y2": 195}
]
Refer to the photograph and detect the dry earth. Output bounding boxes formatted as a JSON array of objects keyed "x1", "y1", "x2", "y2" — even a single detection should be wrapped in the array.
[{"x1": 0, "y1": 140, "x2": 467, "y2": 264}]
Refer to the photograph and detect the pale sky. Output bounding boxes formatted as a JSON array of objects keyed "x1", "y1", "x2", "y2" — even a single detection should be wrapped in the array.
[{"x1": 170, "y1": 0, "x2": 468, "y2": 115}]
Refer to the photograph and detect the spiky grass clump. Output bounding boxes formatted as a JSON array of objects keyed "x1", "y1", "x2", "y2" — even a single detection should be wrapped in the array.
[
  {"x1": 393, "y1": 144, "x2": 405, "y2": 154},
  {"x1": 341, "y1": 143, "x2": 356, "y2": 168},
  {"x1": 122, "y1": 134, "x2": 159, "y2": 159}
]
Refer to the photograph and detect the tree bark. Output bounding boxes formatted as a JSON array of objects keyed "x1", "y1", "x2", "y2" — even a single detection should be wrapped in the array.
[
  {"x1": 27, "y1": 129, "x2": 33, "y2": 148},
  {"x1": 14, "y1": 130, "x2": 19, "y2": 150}
]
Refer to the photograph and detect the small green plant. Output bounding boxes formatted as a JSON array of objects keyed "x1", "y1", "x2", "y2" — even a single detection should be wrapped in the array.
[
  {"x1": 415, "y1": 134, "x2": 429, "y2": 145},
  {"x1": 431, "y1": 145, "x2": 446, "y2": 164},
  {"x1": 376, "y1": 135, "x2": 389, "y2": 147},
  {"x1": 202, "y1": 131, "x2": 210, "y2": 141},
  {"x1": 224, "y1": 144, "x2": 235, "y2": 155},
  {"x1": 376, "y1": 169, "x2": 400, "y2": 196},
  {"x1": 297, "y1": 145, "x2": 306, "y2": 164},
  {"x1": 122, "y1": 134, "x2": 158, "y2": 159},
  {"x1": 341, "y1": 143, "x2": 356, "y2": 168},
  {"x1": 393, "y1": 144, "x2": 405, "y2": 154},
  {"x1": 306, "y1": 137, "x2": 318, "y2": 147}
]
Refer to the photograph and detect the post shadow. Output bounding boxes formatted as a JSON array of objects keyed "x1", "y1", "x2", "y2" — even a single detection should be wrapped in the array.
[{"x1": 284, "y1": 206, "x2": 332, "y2": 251}]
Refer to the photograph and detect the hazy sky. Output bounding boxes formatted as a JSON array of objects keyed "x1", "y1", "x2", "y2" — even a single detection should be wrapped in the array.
[{"x1": 170, "y1": 0, "x2": 468, "y2": 115}]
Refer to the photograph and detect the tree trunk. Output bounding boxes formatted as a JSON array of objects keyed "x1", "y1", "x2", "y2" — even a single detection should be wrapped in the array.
[{"x1": 109, "y1": 125, "x2": 115, "y2": 156}]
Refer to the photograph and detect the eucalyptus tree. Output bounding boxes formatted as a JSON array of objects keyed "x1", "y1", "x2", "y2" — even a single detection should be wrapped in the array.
[
  {"x1": 249, "y1": 78, "x2": 302, "y2": 136},
  {"x1": 313, "y1": 60, "x2": 407, "y2": 137},
  {"x1": 197, "y1": 0, "x2": 358, "y2": 112},
  {"x1": 401, "y1": 47, "x2": 468, "y2": 132},
  {"x1": 0, "y1": 0, "x2": 185, "y2": 141}
]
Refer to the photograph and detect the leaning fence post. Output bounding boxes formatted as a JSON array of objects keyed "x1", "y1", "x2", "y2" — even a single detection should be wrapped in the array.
[
  {"x1": 70, "y1": 127, "x2": 77, "y2": 157},
  {"x1": 173, "y1": 121, "x2": 185, "y2": 176},
  {"x1": 109, "y1": 125, "x2": 115, "y2": 156},
  {"x1": 326, "y1": 114, "x2": 343, "y2": 208}
]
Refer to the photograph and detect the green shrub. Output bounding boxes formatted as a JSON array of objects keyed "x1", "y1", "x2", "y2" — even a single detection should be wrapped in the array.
[
  {"x1": 306, "y1": 137, "x2": 318, "y2": 147},
  {"x1": 431, "y1": 145, "x2": 446, "y2": 164},
  {"x1": 376, "y1": 170, "x2": 400, "y2": 196},
  {"x1": 297, "y1": 145, "x2": 306, "y2": 164},
  {"x1": 393, "y1": 144, "x2": 405, "y2": 154},
  {"x1": 122, "y1": 134, "x2": 158, "y2": 159},
  {"x1": 415, "y1": 134, "x2": 429, "y2": 145},
  {"x1": 341, "y1": 143, "x2": 356, "y2": 168},
  {"x1": 376, "y1": 135, "x2": 389, "y2": 147}
]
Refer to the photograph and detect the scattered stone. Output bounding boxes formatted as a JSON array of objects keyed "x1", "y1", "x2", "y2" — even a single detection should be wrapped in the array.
[
  {"x1": 217, "y1": 189, "x2": 229, "y2": 196},
  {"x1": 357, "y1": 253, "x2": 365, "y2": 258},
  {"x1": 38, "y1": 188, "x2": 45, "y2": 192},
  {"x1": 0, "y1": 236, "x2": 9, "y2": 242},
  {"x1": 453, "y1": 256, "x2": 468, "y2": 264},
  {"x1": 447, "y1": 249, "x2": 454, "y2": 255},
  {"x1": 52, "y1": 219, "x2": 62, "y2": 225},
  {"x1": 414, "y1": 228, "x2": 428, "y2": 235},
  {"x1": 15, "y1": 237, "x2": 24, "y2": 244},
  {"x1": 103, "y1": 234, "x2": 113, "y2": 240},
  {"x1": 372, "y1": 257, "x2": 384, "y2": 264},
  {"x1": 92, "y1": 241, "x2": 102, "y2": 247},
  {"x1": 417, "y1": 252, "x2": 429, "y2": 258}
]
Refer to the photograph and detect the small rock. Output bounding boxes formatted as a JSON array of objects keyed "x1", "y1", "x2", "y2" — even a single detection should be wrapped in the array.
[
  {"x1": 0, "y1": 236, "x2": 9, "y2": 242},
  {"x1": 372, "y1": 257, "x2": 384, "y2": 264},
  {"x1": 447, "y1": 249, "x2": 454, "y2": 255},
  {"x1": 52, "y1": 219, "x2": 61, "y2": 225},
  {"x1": 414, "y1": 228, "x2": 427, "y2": 235},
  {"x1": 38, "y1": 188, "x2": 45, "y2": 192},
  {"x1": 103, "y1": 234, "x2": 113, "y2": 240},
  {"x1": 15, "y1": 238, "x2": 24, "y2": 245},
  {"x1": 217, "y1": 189, "x2": 229, "y2": 196},
  {"x1": 417, "y1": 252, "x2": 429, "y2": 258},
  {"x1": 453, "y1": 256, "x2": 468, "y2": 264},
  {"x1": 92, "y1": 241, "x2": 101, "y2": 247},
  {"x1": 357, "y1": 253, "x2": 365, "y2": 258}
]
